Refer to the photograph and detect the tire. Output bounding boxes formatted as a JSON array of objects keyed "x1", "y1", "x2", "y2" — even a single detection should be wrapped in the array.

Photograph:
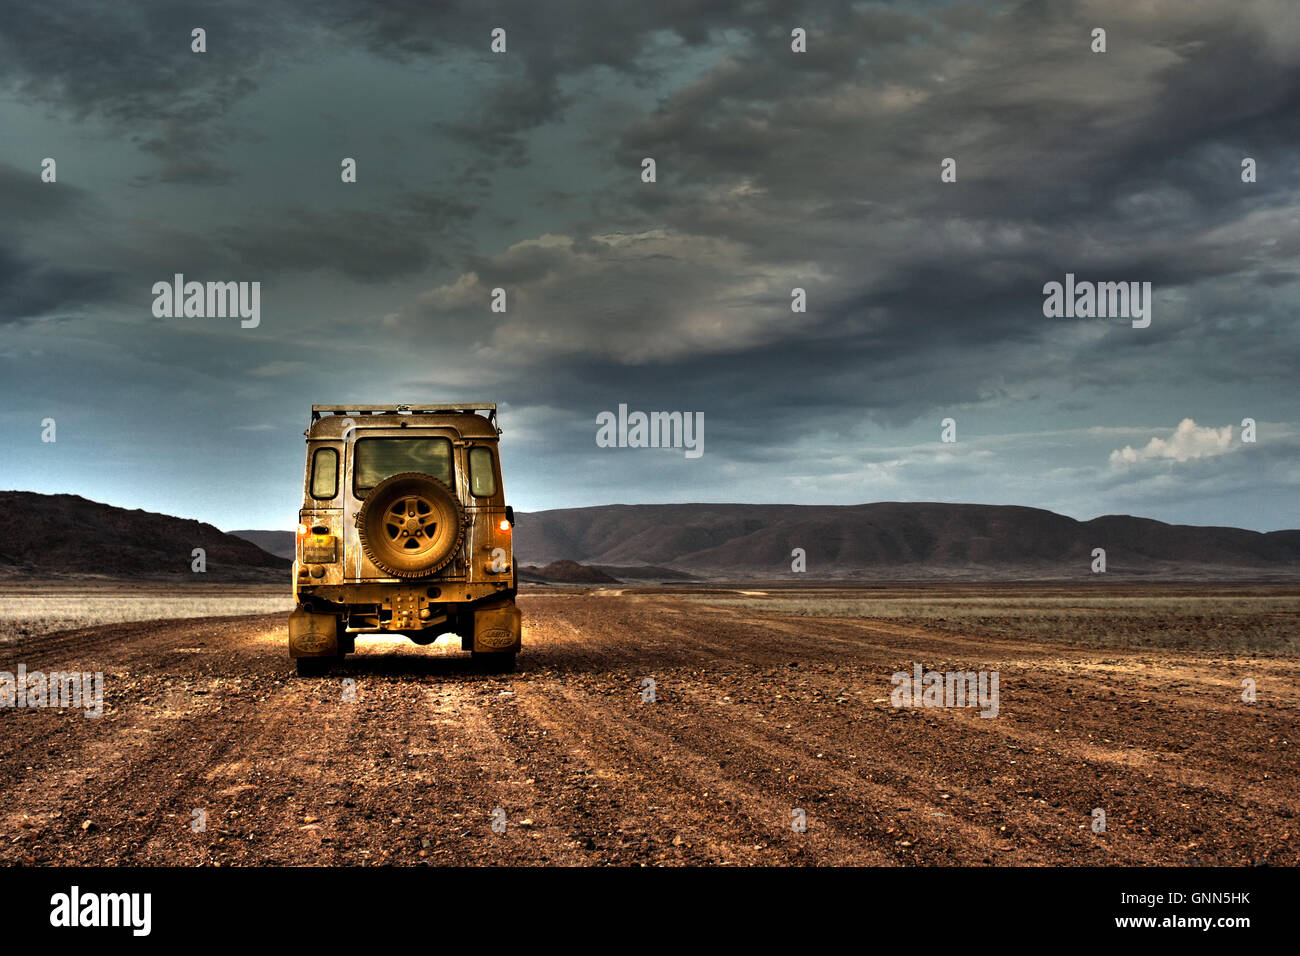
[
  {"x1": 473, "y1": 651, "x2": 516, "y2": 673},
  {"x1": 356, "y1": 472, "x2": 465, "y2": 578}
]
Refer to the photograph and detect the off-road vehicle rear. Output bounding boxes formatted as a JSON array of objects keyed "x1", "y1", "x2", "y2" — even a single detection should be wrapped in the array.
[{"x1": 289, "y1": 403, "x2": 519, "y2": 675}]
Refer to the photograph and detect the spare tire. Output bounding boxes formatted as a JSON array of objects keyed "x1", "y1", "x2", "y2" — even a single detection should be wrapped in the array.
[{"x1": 356, "y1": 472, "x2": 465, "y2": 578}]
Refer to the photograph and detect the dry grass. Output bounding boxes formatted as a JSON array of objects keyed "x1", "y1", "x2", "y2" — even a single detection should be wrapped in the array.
[
  {"x1": 0, "y1": 584, "x2": 291, "y2": 643},
  {"x1": 695, "y1": 591, "x2": 1300, "y2": 655}
]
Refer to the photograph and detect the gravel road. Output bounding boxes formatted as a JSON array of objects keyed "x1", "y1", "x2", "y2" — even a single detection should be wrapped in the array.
[{"x1": 1, "y1": 588, "x2": 1295, "y2": 866}]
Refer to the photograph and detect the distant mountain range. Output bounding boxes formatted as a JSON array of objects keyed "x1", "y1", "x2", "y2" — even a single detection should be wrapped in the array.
[
  {"x1": 3, "y1": 493, "x2": 1296, "y2": 582},
  {"x1": 0, "y1": 492, "x2": 288, "y2": 581},
  {"x1": 510, "y1": 502, "x2": 1300, "y2": 579},
  {"x1": 520, "y1": 560, "x2": 620, "y2": 584}
]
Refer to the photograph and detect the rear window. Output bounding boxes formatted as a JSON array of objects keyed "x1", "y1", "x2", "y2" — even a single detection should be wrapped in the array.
[
  {"x1": 354, "y1": 437, "x2": 453, "y2": 494},
  {"x1": 310, "y1": 447, "x2": 338, "y2": 499},
  {"x1": 469, "y1": 445, "x2": 497, "y2": 497}
]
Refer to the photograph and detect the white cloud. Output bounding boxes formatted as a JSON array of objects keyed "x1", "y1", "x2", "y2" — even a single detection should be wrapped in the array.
[{"x1": 1109, "y1": 418, "x2": 1235, "y2": 466}]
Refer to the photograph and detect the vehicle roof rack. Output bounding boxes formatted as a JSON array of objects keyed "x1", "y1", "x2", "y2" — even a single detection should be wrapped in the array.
[{"x1": 312, "y1": 403, "x2": 497, "y2": 426}]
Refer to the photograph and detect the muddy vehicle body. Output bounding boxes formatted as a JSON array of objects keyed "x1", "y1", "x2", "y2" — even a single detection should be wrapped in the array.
[{"x1": 289, "y1": 403, "x2": 519, "y2": 675}]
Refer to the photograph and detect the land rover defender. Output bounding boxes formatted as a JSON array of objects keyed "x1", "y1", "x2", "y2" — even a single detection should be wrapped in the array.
[{"x1": 289, "y1": 403, "x2": 520, "y2": 675}]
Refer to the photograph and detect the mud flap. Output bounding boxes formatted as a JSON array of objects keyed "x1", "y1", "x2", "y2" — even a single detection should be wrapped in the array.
[
  {"x1": 289, "y1": 607, "x2": 340, "y2": 658},
  {"x1": 472, "y1": 600, "x2": 521, "y2": 654}
]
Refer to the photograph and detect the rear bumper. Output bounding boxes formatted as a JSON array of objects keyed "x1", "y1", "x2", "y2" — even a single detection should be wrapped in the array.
[{"x1": 297, "y1": 581, "x2": 510, "y2": 605}]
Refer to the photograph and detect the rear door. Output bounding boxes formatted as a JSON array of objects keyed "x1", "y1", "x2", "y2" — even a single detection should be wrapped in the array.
[{"x1": 342, "y1": 426, "x2": 468, "y2": 581}]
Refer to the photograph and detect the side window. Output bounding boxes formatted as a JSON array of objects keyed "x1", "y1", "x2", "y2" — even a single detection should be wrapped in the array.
[
  {"x1": 310, "y1": 447, "x2": 338, "y2": 500},
  {"x1": 469, "y1": 446, "x2": 497, "y2": 497}
]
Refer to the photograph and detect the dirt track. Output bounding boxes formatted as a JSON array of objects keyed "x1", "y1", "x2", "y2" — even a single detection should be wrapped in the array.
[{"x1": 1, "y1": 589, "x2": 1296, "y2": 866}]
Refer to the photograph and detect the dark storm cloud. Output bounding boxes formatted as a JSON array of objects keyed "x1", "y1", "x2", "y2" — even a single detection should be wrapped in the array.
[
  {"x1": 0, "y1": 2, "x2": 270, "y2": 123},
  {"x1": 385, "y1": 0, "x2": 1300, "y2": 487},
  {"x1": 0, "y1": 162, "x2": 88, "y2": 219},
  {"x1": 337, "y1": 0, "x2": 770, "y2": 75},
  {"x1": 0, "y1": 163, "x2": 123, "y2": 321},
  {"x1": 612, "y1": 4, "x2": 1298, "y2": 225},
  {"x1": 134, "y1": 122, "x2": 248, "y2": 186},
  {"x1": 0, "y1": 1, "x2": 278, "y2": 183},
  {"x1": 435, "y1": 73, "x2": 572, "y2": 174},
  {"x1": 0, "y1": 243, "x2": 121, "y2": 322},
  {"x1": 0, "y1": 0, "x2": 769, "y2": 180},
  {"x1": 217, "y1": 194, "x2": 477, "y2": 282},
  {"x1": 458, "y1": 0, "x2": 1300, "y2": 426},
  {"x1": 9, "y1": 1, "x2": 1295, "y2": 361}
]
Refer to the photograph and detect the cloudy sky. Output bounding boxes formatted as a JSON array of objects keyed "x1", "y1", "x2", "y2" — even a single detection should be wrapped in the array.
[{"x1": 1, "y1": 0, "x2": 1297, "y2": 532}]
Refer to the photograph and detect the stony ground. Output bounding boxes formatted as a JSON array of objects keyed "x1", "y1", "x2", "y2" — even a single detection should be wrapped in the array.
[{"x1": 1, "y1": 586, "x2": 1295, "y2": 866}]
